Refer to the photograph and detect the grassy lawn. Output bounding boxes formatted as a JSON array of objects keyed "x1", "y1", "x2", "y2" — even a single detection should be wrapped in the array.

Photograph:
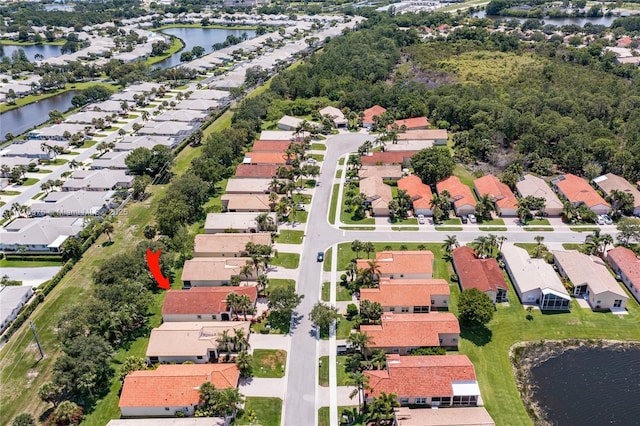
[
  {"x1": 18, "y1": 178, "x2": 38, "y2": 186},
  {"x1": 275, "y1": 230, "x2": 304, "y2": 244},
  {"x1": 435, "y1": 226, "x2": 463, "y2": 231},
  {"x1": 34, "y1": 169, "x2": 53, "y2": 174},
  {"x1": 453, "y1": 164, "x2": 476, "y2": 190},
  {"x1": 309, "y1": 153, "x2": 325, "y2": 162},
  {"x1": 285, "y1": 210, "x2": 308, "y2": 224},
  {"x1": 337, "y1": 316, "x2": 356, "y2": 340},
  {"x1": 268, "y1": 278, "x2": 295, "y2": 293},
  {"x1": 311, "y1": 143, "x2": 326, "y2": 150},
  {"x1": 442, "y1": 218, "x2": 462, "y2": 225},
  {"x1": 562, "y1": 243, "x2": 584, "y2": 250},
  {"x1": 528, "y1": 218, "x2": 551, "y2": 225},
  {"x1": 0, "y1": 190, "x2": 21, "y2": 196},
  {"x1": 514, "y1": 243, "x2": 548, "y2": 258},
  {"x1": 318, "y1": 406, "x2": 359, "y2": 426},
  {"x1": 524, "y1": 226, "x2": 554, "y2": 232},
  {"x1": 478, "y1": 218, "x2": 505, "y2": 225},
  {"x1": 321, "y1": 282, "x2": 353, "y2": 302},
  {"x1": 44, "y1": 159, "x2": 68, "y2": 166},
  {"x1": 236, "y1": 397, "x2": 282, "y2": 426},
  {"x1": 392, "y1": 226, "x2": 420, "y2": 231},
  {"x1": 0, "y1": 259, "x2": 63, "y2": 267},
  {"x1": 479, "y1": 226, "x2": 507, "y2": 231},
  {"x1": 323, "y1": 247, "x2": 333, "y2": 272},
  {"x1": 391, "y1": 218, "x2": 418, "y2": 225},
  {"x1": 271, "y1": 253, "x2": 300, "y2": 269},
  {"x1": 318, "y1": 355, "x2": 349, "y2": 386},
  {"x1": 329, "y1": 184, "x2": 339, "y2": 224},
  {"x1": 570, "y1": 227, "x2": 601, "y2": 232},
  {"x1": 336, "y1": 170, "x2": 342, "y2": 179},
  {"x1": 338, "y1": 158, "x2": 345, "y2": 166},
  {"x1": 146, "y1": 36, "x2": 184, "y2": 66},
  {"x1": 252, "y1": 349, "x2": 286, "y2": 378},
  {"x1": 292, "y1": 193, "x2": 311, "y2": 204}
]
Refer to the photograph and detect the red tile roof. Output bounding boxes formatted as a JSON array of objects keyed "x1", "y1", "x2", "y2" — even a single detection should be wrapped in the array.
[
  {"x1": 361, "y1": 151, "x2": 416, "y2": 165},
  {"x1": 451, "y1": 246, "x2": 507, "y2": 294},
  {"x1": 235, "y1": 164, "x2": 288, "y2": 178},
  {"x1": 392, "y1": 117, "x2": 430, "y2": 130},
  {"x1": 363, "y1": 105, "x2": 387, "y2": 124},
  {"x1": 473, "y1": 175, "x2": 518, "y2": 210},
  {"x1": 554, "y1": 174, "x2": 610, "y2": 209},
  {"x1": 252, "y1": 140, "x2": 295, "y2": 152},
  {"x1": 243, "y1": 151, "x2": 289, "y2": 165},
  {"x1": 607, "y1": 247, "x2": 640, "y2": 290},
  {"x1": 360, "y1": 278, "x2": 449, "y2": 307},
  {"x1": 436, "y1": 176, "x2": 477, "y2": 209},
  {"x1": 356, "y1": 251, "x2": 434, "y2": 276},
  {"x1": 119, "y1": 364, "x2": 240, "y2": 408},
  {"x1": 365, "y1": 354, "x2": 476, "y2": 399},
  {"x1": 398, "y1": 175, "x2": 433, "y2": 210},
  {"x1": 361, "y1": 312, "x2": 460, "y2": 348},
  {"x1": 162, "y1": 287, "x2": 257, "y2": 316}
]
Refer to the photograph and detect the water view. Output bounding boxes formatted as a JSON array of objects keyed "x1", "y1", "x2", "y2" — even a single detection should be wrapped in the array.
[
  {"x1": 472, "y1": 11, "x2": 619, "y2": 27},
  {"x1": 155, "y1": 27, "x2": 257, "y2": 69},
  {"x1": 530, "y1": 346, "x2": 640, "y2": 425},
  {"x1": 0, "y1": 90, "x2": 80, "y2": 141},
  {"x1": 0, "y1": 43, "x2": 62, "y2": 62}
]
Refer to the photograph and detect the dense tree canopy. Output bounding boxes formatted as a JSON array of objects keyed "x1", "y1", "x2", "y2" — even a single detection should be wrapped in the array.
[
  {"x1": 458, "y1": 288, "x2": 494, "y2": 327},
  {"x1": 411, "y1": 147, "x2": 456, "y2": 186}
]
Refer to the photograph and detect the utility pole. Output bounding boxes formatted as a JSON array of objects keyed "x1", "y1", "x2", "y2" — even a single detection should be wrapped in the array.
[{"x1": 29, "y1": 320, "x2": 44, "y2": 360}]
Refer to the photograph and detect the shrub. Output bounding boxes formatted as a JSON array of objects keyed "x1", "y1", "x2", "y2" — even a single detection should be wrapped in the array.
[{"x1": 346, "y1": 303, "x2": 358, "y2": 319}]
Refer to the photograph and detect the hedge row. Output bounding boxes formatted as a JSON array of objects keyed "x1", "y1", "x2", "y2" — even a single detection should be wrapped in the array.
[{"x1": 4, "y1": 253, "x2": 64, "y2": 262}]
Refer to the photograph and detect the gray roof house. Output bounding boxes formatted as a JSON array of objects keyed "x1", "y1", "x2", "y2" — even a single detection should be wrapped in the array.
[
  {"x1": 65, "y1": 110, "x2": 114, "y2": 124},
  {"x1": 593, "y1": 173, "x2": 640, "y2": 216},
  {"x1": 30, "y1": 190, "x2": 115, "y2": 217},
  {"x1": 2, "y1": 140, "x2": 69, "y2": 159},
  {"x1": 225, "y1": 178, "x2": 272, "y2": 194},
  {"x1": 90, "y1": 151, "x2": 129, "y2": 170},
  {"x1": 137, "y1": 121, "x2": 197, "y2": 137},
  {"x1": 0, "y1": 217, "x2": 84, "y2": 252},
  {"x1": 501, "y1": 244, "x2": 571, "y2": 311},
  {"x1": 319, "y1": 106, "x2": 348, "y2": 127},
  {"x1": 115, "y1": 135, "x2": 180, "y2": 151},
  {"x1": 175, "y1": 99, "x2": 222, "y2": 112},
  {"x1": 154, "y1": 109, "x2": 209, "y2": 123},
  {"x1": 204, "y1": 212, "x2": 277, "y2": 234},
  {"x1": 61, "y1": 170, "x2": 134, "y2": 192},
  {"x1": 0, "y1": 285, "x2": 34, "y2": 331},
  {"x1": 515, "y1": 174, "x2": 563, "y2": 216},
  {"x1": 28, "y1": 123, "x2": 88, "y2": 141}
]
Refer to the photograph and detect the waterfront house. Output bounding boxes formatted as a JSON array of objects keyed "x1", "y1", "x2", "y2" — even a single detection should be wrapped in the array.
[
  {"x1": 607, "y1": 246, "x2": 640, "y2": 304},
  {"x1": 451, "y1": 246, "x2": 508, "y2": 303},
  {"x1": 356, "y1": 251, "x2": 435, "y2": 280}
]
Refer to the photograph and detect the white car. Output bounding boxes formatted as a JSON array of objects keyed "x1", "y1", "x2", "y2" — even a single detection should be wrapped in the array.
[
  {"x1": 307, "y1": 158, "x2": 317, "y2": 164},
  {"x1": 596, "y1": 215, "x2": 605, "y2": 225},
  {"x1": 603, "y1": 215, "x2": 613, "y2": 225},
  {"x1": 417, "y1": 214, "x2": 425, "y2": 225},
  {"x1": 468, "y1": 214, "x2": 477, "y2": 224}
]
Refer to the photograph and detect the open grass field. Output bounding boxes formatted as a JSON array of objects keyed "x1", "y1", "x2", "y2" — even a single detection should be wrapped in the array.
[
  {"x1": 275, "y1": 230, "x2": 304, "y2": 244},
  {"x1": 252, "y1": 349, "x2": 287, "y2": 378},
  {"x1": 270, "y1": 252, "x2": 300, "y2": 269},
  {"x1": 236, "y1": 397, "x2": 282, "y2": 426},
  {"x1": 440, "y1": 51, "x2": 542, "y2": 85}
]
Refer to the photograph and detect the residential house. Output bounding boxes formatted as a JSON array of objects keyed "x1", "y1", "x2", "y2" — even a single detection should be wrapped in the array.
[
  {"x1": 319, "y1": 106, "x2": 347, "y2": 127},
  {"x1": 187, "y1": 89, "x2": 229, "y2": 101},
  {"x1": 221, "y1": 194, "x2": 272, "y2": 212},
  {"x1": 451, "y1": 246, "x2": 508, "y2": 303},
  {"x1": 0, "y1": 217, "x2": 84, "y2": 252},
  {"x1": 358, "y1": 165, "x2": 403, "y2": 181},
  {"x1": 28, "y1": 123, "x2": 87, "y2": 141},
  {"x1": 392, "y1": 129, "x2": 448, "y2": 149},
  {"x1": 175, "y1": 99, "x2": 222, "y2": 112},
  {"x1": 162, "y1": 287, "x2": 258, "y2": 322},
  {"x1": 552, "y1": 174, "x2": 610, "y2": 215},
  {"x1": 501, "y1": 244, "x2": 571, "y2": 311},
  {"x1": 115, "y1": 135, "x2": 180, "y2": 151},
  {"x1": 394, "y1": 407, "x2": 495, "y2": 426},
  {"x1": 181, "y1": 258, "x2": 256, "y2": 288},
  {"x1": 107, "y1": 419, "x2": 227, "y2": 426},
  {"x1": 225, "y1": 178, "x2": 272, "y2": 195},
  {"x1": 473, "y1": 175, "x2": 518, "y2": 217},
  {"x1": 0, "y1": 285, "x2": 34, "y2": 331},
  {"x1": 90, "y1": 151, "x2": 129, "y2": 170},
  {"x1": 277, "y1": 115, "x2": 321, "y2": 131},
  {"x1": 259, "y1": 131, "x2": 297, "y2": 141},
  {"x1": 61, "y1": 170, "x2": 134, "y2": 191},
  {"x1": 365, "y1": 354, "x2": 478, "y2": 406},
  {"x1": 193, "y1": 233, "x2": 271, "y2": 257},
  {"x1": 154, "y1": 109, "x2": 209, "y2": 123},
  {"x1": 593, "y1": 173, "x2": 640, "y2": 216},
  {"x1": 360, "y1": 176, "x2": 393, "y2": 216},
  {"x1": 137, "y1": 121, "x2": 197, "y2": 138},
  {"x1": 251, "y1": 140, "x2": 294, "y2": 152},
  {"x1": 357, "y1": 251, "x2": 435, "y2": 280},
  {"x1": 553, "y1": 250, "x2": 628, "y2": 311},
  {"x1": 204, "y1": 212, "x2": 277, "y2": 234},
  {"x1": 360, "y1": 278, "x2": 450, "y2": 313},
  {"x1": 65, "y1": 110, "x2": 113, "y2": 124},
  {"x1": 607, "y1": 246, "x2": 640, "y2": 304},
  {"x1": 146, "y1": 321, "x2": 250, "y2": 364},
  {"x1": 362, "y1": 105, "x2": 387, "y2": 128},
  {"x1": 89, "y1": 100, "x2": 128, "y2": 113},
  {"x1": 436, "y1": 176, "x2": 477, "y2": 216},
  {"x1": 119, "y1": 364, "x2": 240, "y2": 417},
  {"x1": 392, "y1": 117, "x2": 430, "y2": 130},
  {"x1": 360, "y1": 151, "x2": 415, "y2": 167},
  {"x1": 30, "y1": 190, "x2": 115, "y2": 217},
  {"x1": 515, "y1": 174, "x2": 563, "y2": 217},
  {"x1": 2, "y1": 140, "x2": 68, "y2": 159},
  {"x1": 361, "y1": 312, "x2": 460, "y2": 353},
  {"x1": 235, "y1": 164, "x2": 284, "y2": 179},
  {"x1": 398, "y1": 175, "x2": 433, "y2": 216},
  {"x1": 242, "y1": 151, "x2": 289, "y2": 165}
]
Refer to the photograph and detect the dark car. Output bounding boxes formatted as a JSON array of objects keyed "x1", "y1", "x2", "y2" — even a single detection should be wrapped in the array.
[
  {"x1": 317, "y1": 252, "x2": 324, "y2": 262},
  {"x1": 461, "y1": 215, "x2": 468, "y2": 224}
]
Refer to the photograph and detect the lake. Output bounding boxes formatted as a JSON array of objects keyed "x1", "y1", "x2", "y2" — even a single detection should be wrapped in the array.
[
  {"x1": 0, "y1": 90, "x2": 80, "y2": 141},
  {"x1": 155, "y1": 27, "x2": 257, "y2": 69},
  {"x1": 0, "y1": 43, "x2": 62, "y2": 62},
  {"x1": 472, "y1": 11, "x2": 618, "y2": 27},
  {"x1": 530, "y1": 346, "x2": 640, "y2": 425}
]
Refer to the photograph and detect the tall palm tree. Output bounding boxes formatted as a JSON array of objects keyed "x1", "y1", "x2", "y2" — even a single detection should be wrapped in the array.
[
  {"x1": 240, "y1": 263, "x2": 254, "y2": 284},
  {"x1": 371, "y1": 350, "x2": 387, "y2": 370},
  {"x1": 348, "y1": 332, "x2": 374, "y2": 362},
  {"x1": 487, "y1": 234, "x2": 498, "y2": 257},
  {"x1": 351, "y1": 240, "x2": 363, "y2": 259},
  {"x1": 256, "y1": 274, "x2": 269, "y2": 296},
  {"x1": 235, "y1": 350, "x2": 253, "y2": 378},
  {"x1": 472, "y1": 236, "x2": 490, "y2": 258},
  {"x1": 442, "y1": 235, "x2": 459, "y2": 255},
  {"x1": 347, "y1": 371, "x2": 370, "y2": 413},
  {"x1": 363, "y1": 242, "x2": 376, "y2": 259},
  {"x1": 233, "y1": 328, "x2": 249, "y2": 353},
  {"x1": 534, "y1": 235, "x2": 545, "y2": 258},
  {"x1": 370, "y1": 392, "x2": 400, "y2": 426},
  {"x1": 498, "y1": 235, "x2": 508, "y2": 253},
  {"x1": 216, "y1": 330, "x2": 232, "y2": 359},
  {"x1": 366, "y1": 259, "x2": 381, "y2": 283}
]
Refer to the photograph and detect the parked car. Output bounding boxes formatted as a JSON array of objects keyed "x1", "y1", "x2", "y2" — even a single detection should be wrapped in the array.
[
  {"x1": 317, "y1": 252, "x2": 324, "y2": 262},
  {"x1": 603, "y1": 215, "x2": 613, "y2": 225},
  {"x1": 307, "y1": 158, "x2": 317, "y2": 164},
  {"x1": 461, "y1": 215, "x2": 468, "y2": 224},
  {"x1": 468, "y1": 214, "x2": 477, "y2": 224},
  {"x1": 417, "y1": 214, "x2": 425, "y2": 225},
  {"x1": 295, "y1": 204, "x2": 306, "y2": 211},
  {"x1": 596, "y1": 215, "x2": 605, "y2": 225}
]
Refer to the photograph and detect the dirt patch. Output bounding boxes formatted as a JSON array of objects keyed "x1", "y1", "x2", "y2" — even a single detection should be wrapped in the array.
[{"x1": 256, "y1": 350, "x2": 286, "y2": 370}]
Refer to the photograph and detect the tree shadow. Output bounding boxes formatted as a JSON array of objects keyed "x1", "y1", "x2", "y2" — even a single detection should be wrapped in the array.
[
  {"x1": 101, "y1": 241, "x2": 114, "y2": 247},
  {"x1": 39, "y1": 407, "x2": 54, "y2": 423},
  {"x1": 460, "y1": 325, "x2": 492, "y2": 347}
]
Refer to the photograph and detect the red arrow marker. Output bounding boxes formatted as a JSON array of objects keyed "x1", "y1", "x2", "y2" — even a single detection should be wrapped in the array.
[{"x1": 146, "y1": 248, "x2": 170, "y2": 290}]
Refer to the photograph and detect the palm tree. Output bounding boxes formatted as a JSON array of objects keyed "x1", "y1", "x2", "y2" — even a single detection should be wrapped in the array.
[
  {"x1": 562, "y1": 201, "x2": 578, "y2": 223},
  {"x1": 240, "y1": 264, "x2": 253, "y2": 284},
  {"x1": 233, "y1": 328, "x2": 249, "y2": 353},
  {"x1": 442, "y1": 234, "x2": 459, "y2": 255},
  {"x1": 256, "y1": 274, "x2": 269, "y2": 296},
  {"x1": 348, "y1": 332, "x2": 374, "y2": 362},
  {"x1": 216, "y1": 330, "x2": 232, "y2": 359},
  {"x1": 366, "y1": 259, "x2": 381, "y2": 283},
  {"x1": 371, "y1": 350, "x2": 387, "y2": 370},
  {"x1": 102, "y1": 221, "x2": 114, "y2": 243},
  {"x1": 235, "y1": 350, "x2": 253, "y2": 378},
  {"x1": 370, "y1": 392, "x2": 400, "y2": 425},
  {"x1": 498, "y1": 235, "x2": 508, "y2": 253},
  {"x1": 347, "y1": 371, "x2": 370, "y2": 413},
  {"x1": 68, "y1": 160, "x2": 82, "y2": 170},
  {"x1": 534, "y1": 235, "x2": 545, "y2": 258},
  {"x1": 351, "y1": 240, "x2": 363, "y2": 259},
  {"x1": 346, "y1": 260, "x2": 359, "y2": 284},
  {"x1": 226, "y1": 293, "x2": 241, "y2": 320},
  {"x1": 363, "y1": 242, "x2": 376, "y2": 259},
  {"x1": 487, "y1": 234, "x2": 498, "y2": 257}
]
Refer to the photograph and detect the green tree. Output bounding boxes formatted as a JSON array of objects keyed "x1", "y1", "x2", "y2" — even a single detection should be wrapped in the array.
[
  {"x1": 458, "y1": 288, "x2": 494, "y2": 327},
  {"x1": 534, "y1": 235, "x2": 545, "y2": 258},
  {"x1": 359, "y1": 299, "x2": 383, "y2": 324},
  {"x1": 348, "y1": 332, "x2": 374, "y2": 362},
  {"x1": 616, "y1": 217, "x2": 640, "y2": 245},
  {"x1": 117, "y1": 356, "x2": 147, "y2": 382},
  {"x1": 267, "y1": 286, "x2": 304, "y2": 330},
  {"x1": 309, "y1": 302, "x2": 340, "y2": 335},
  {"x1": 12, "y1": 413, "x2": 36, "y2": 426},
  {"x1": 46, "y1": 400, "x2": 83, "y2": 425},
  {"x1": 236, "y1": 351, "x2": 253, "y2": 378},
  {"x1": 410, "y1": 147, "x2": 455, "y2": 185},
  {"x1": 38, "y1": 382, "x2": 62, "y2": 407},
  {"x1": 142, "y1": 224, "x2": 157, "y2": 240},
  {"x1": 351, "y1": 240, "x2": 363, "y2": 259},
  {"x1": 347, "y1": 371, "x2": 370, "y2": 413}
]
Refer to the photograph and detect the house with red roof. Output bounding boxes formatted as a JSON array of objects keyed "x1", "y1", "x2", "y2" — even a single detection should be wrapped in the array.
[
  {"x1": 235, "y1": 164, "x2": 283, "y2": 179},
  {"x1": 242, "y1": 151, "x2": 290, "y2": 165},
  {"x1": 607, "y1": 246, "x2": 640, "y2": 304},
  {"x1": 362, "y1": 105, "x2": 387, "y2": 129},
  {"x1": 361, "y1": 312, "x2": 460, "y2": 353},
  {"x1": 364, "y1": 354, "x2": 479, "y2": 406},
  {"x1": 551, "y1": 174, "x2": 610, "y2": 215},
  {"x1": 392, "y1": 117, "x2": 430, "y2": 130},
  {"x1": 473, "y1": 175, "x2": 518, "y2": 217},
  {"x1": 451, "y1": 246, "x2": 508, "y2": 303},
  {"x1": 361, "y1": 151, "x2": 415, "y2": 167},
  {"x1": 360, "y1": 278, "x2": 450, "y2": 313},
  {"x1": 119, "y1": 364, "x2": 240, "y2": 417},
  {"x1": 398, "y1": 175, "x2": 433, "y2": 216},
  {"x1": 251, "y1": 140, "x2": 293, "y2": 152},
  {"x1": 436, "y1": 176, "x2": 476, "y2": 216},
  {"x1": 356, "y1": 251, "x2": 435, "y2": 280},
  {"x1": 162, "y1": 287, "x2": 258, "y2": 322}
]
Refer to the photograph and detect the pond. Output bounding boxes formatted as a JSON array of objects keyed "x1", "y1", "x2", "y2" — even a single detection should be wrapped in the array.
[
  {"x1": 472, "y1": 11, "x2": 619, "y2": 27},
  {"x1": 530, "y1": 346, "x2": 640, "y2": 425},
  {"x1": 0, "y1": 90, "x2": 80, "y2": 141},
  {"x1": 154, "y1": 27, "x2": 257, "y2": 69},
  {"x1": 0, "y1": 43, "x2": 63, "y2": 62}
]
